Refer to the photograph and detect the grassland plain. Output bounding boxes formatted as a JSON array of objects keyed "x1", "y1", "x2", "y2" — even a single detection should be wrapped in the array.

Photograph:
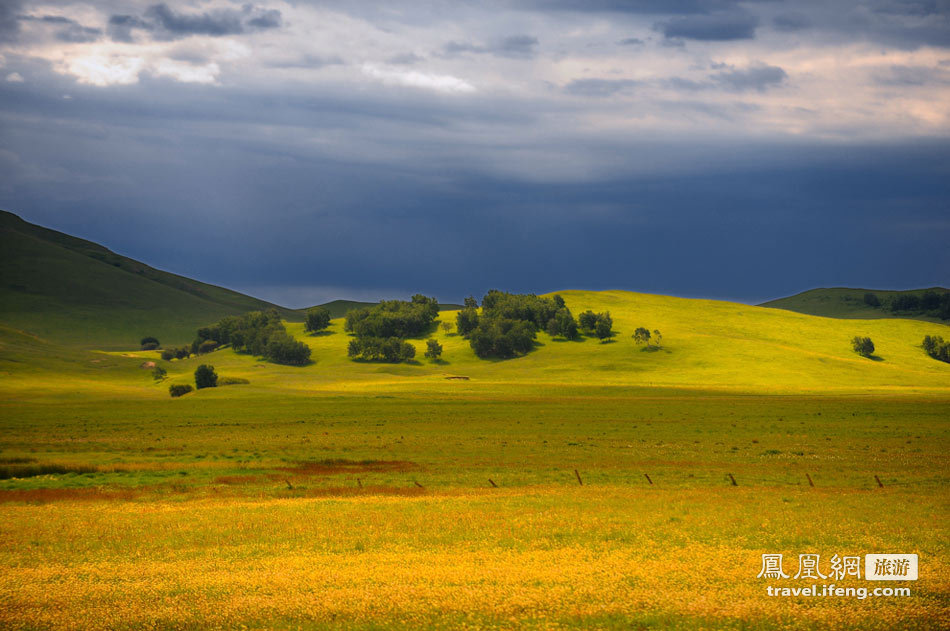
[{"x1": 0, "y1": 290, "x2": 948, "y2": 629}]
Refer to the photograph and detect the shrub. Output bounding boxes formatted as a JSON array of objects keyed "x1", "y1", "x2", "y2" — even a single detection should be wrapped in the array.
[
  {"x1": 578, "y1": 310, "x2": 598, "y2": 331},
  {"x1": 140, "y1": 336, "x2": 160, "y2": 350},
  {"x1": 218, "y1": 376, "x2": 250, "y2": 386},
  {"x1": 152, "y1": 366, "x2": 167, "y2": 381},
  {"x1": 305, "y1": 306, "x2": 331, "y2": 333},
  {"x1": 265, "y1": 332, "x2": 311, "y2": 365},
  {"x1": 863, "y1": 293, "x2": 880, "y2": 308},
  {"x1": 194, "y1": 364, "x2": 218, "y2": 389},
  {"x1": 169, "y1": 384, "x2": 193, "y2": 398},
  {"x1": 441, "y1": 321, "x2": 453, "y2": 334},
  {"x1": 546, "y1": 308, "x2": 579, "y2": 340},
  {"x1": 161, "y1": 347, "x2": 191, "y2": 361},
  {"x1": 851, "y1": 336, "x2": 875, "y2": 358},
  {"x1": 424, "y1": 338, "x2": 443, "y2": 360}
]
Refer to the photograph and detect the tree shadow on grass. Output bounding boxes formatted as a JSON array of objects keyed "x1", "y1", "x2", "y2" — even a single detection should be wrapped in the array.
[{"x1": 307, "y1": 330, "x2": 336, "y2": 337}]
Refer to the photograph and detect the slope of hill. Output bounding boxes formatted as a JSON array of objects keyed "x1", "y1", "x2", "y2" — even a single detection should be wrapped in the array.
[
  {"x1": 314, "y1": 299, "x2": 464, "y2": 318},
  {"x1": 762, "y1": 287, "x2": 949, "y2": 322},
  {"x1": 0, "y1": 210, "x2": 299, "y2": 349},
  {"x1": 10, "y1": 289, "x2": 936, "y2": 398}
]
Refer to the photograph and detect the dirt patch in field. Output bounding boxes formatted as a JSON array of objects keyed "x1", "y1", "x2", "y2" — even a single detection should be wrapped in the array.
[
  {"x1": 277, "y1": 459, "x2": 419, "y2": 476},
  {"x1": 140, "y1": 361, "x2": 156, "y2": 369},
  {"x1": 213, "y1": 474, "x2": 266, "y2": 485},
  {"x1": 445, "y1": 375, "x2": 470, "y2": 380},
  {"x1": 0, "y1": 487, "x2": 141, "y2": 504}
]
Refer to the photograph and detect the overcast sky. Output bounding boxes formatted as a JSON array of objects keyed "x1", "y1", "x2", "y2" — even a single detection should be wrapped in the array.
[{"x1": 1, "y1": 0, "x2": 948, "y2": 307}]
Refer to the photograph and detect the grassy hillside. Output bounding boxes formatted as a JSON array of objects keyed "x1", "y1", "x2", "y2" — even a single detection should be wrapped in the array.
[
  {"x1": 7, "y1": 289, "x2": 946, "y2": 397},
  {"x1": 762, "y1": 286, "x2": 949, "y2": 322},
  {"x1": 0, "y1": 210, "x2": 299, "y2": 349}
]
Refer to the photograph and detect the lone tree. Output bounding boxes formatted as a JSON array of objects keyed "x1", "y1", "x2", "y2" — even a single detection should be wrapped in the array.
[
  {"x1": 594, "y1": 312, "x2": 614, "y2": 341},
  {"x1": 304, "y1": 306, "x2": 331, "y2": 334},
  {"x1": 653, "y1": 329, "x2": 663, "y2": 347},
  {"x1": 851, "y1": 336, "x2": 875, "y2": 358},
  {"x1": 441, "y1": 321, "x2": 453, "y2": 334},
  {"x1": 194, "y1": 364, "x2": 218, "y2": 389},
  {"x1": 140, "y1": 336, "x2": 160, "y2": 350},
  {"x1": 424, "y1": 338, "x2": 443, "y2": 360}
]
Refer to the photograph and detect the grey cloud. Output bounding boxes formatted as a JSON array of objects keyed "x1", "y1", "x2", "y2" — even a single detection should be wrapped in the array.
[
  {"x1": 16, "y1": 14, "x2": 102, "y2": 44},
  {"x1": 657, "y1": 12, "x2": 759, "y2": 40},
  {"x1": 618, "y1": 37, "x2": 645, "y2": 45},
  {"x1": 387, "y1": 52, "x2": 425, "y2": 65},
  {"x1": 875, "y1": 64, "x2": 950, "y2": 85},
  {"x1": 564, "y1": 78, "x2": 639, "y2": 97},
  {"x1": 0, "y1": 0, "x2": 24, "y2": 43},
  {"x1": 270, "y1": 54, "x2": 345, "y2": 69},
  {"x1": 712, "y1": 64, "x2": 787, "y2": 91},
  {"x1": 108, "y1": 3, "x2": 282, "y2": 42},
  {"x1": 442, "y1": 35, "x2": 539, "y2": 58},
  {"x1": 772, "y1": 13, "x2": 812, "y2": 32}
]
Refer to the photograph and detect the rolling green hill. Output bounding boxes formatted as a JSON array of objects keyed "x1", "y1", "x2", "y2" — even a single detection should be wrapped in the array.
[
  {"x1": 0, "y1": 210, "x2": 299, "y2": 349},
  {"x1": 762, "y1": 287, "x2": 949, "y2": 322}
]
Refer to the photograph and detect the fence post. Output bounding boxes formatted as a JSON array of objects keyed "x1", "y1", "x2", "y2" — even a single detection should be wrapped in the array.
[
  {"x1": 728, "y1": 473, "x2": 738, "y2": 486},
  {"x1": 644, "y1": 473, "x2": 653, "y2": 485},
  {"x1": 574, "y1": 469, "x2": 583, "y2": 486},
  {"x1": 806, "y1": 473, "x2": 814, "y2": 487},
  {"x1": 875, "y1": 475, "x2": 884, "y2": 488}
]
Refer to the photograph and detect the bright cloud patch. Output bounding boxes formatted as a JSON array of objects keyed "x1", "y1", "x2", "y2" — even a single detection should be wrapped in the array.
[{"x1": 361, "y1": 64, "x2": 475, "y2": 94}]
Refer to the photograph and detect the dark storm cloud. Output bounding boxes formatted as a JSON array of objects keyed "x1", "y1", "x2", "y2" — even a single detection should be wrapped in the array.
[
  {"x1": 442, "y1": 35, "x2": 539, "y2": 59},
  {"x1": 108, "y1": 3, "x2": 282, "y2": 42},
  {"x1": 657, "y1": 12, "x2": 759, "y2": 41}
]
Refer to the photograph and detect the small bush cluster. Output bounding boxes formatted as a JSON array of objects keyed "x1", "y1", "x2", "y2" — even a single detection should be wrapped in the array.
[
  {"x1": 218, "y1": 376, "x2": 250, "y2": 386},
  {"x1": 161, "y1": 346, "x2": 192, "y2": 361},
  {"x1": 168, "y1": 384, "x2": 193, "y2": 398},
  {"x1": 200, "y1": 309, "x2": 311, "y2": 366},
  {"x1": 424, "y1": 339, "x2": 443, "y2": 360},
  {"x1": 632, "y1": 327, "x2": 662, "y2": 348},
  {"x1": 140, "y1": 336, "x2": 160, "y2": 350},
  {"x1": 923, "y1": 335, "x2": 950, "y2": 363},
  {"x1": 348, "y1": 337, "x2": 416, "y2": 362},
  {"x1": 194, "y1": 364, "x2": 217, "y2": 389}
]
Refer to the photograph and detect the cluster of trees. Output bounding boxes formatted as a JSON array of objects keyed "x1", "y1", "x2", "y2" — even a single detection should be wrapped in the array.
[
  {"x1": 578, "y1": 310, "x2": 614, "y2": 341},
  {"x1": 304, "y1": 306, "x2": 331, "y2": 334},
  {"x1": 140, "y1": 336, "x2": 160, "y2": 350},
  {"x1": 343, "y1": 295, "x2": 441, "y2": 363},
  {"x1": 455, "y1": 292, "x2": 618, "y2": 359},
  {"x1": 851, "y1": 336, "x2": 875, "y2": 358},
  {"x1": 348, "y1": 337, "x2": 415, "y2": 362},
  {"x1": 161, "y1": 346, "x2": 193, "y2": 361},
  {"x1": 632, "y1": 327, "x2": 662, "y2": 348},
  {"x1": 424, "y1": 339, "x2": 443, "y2": 360},
  {"x1": 923, "y1": 335, "x2": 950, "y2": 363},
  {"x1": 862, "y1": 290, "x2": 950, "y2": 320},
  {"x1": 168, "y1": 384, "x2": 192, "y2": 397},
  {"x1": 199, "y1": 309, "x2": 311, "y2": 366},
  {"x1": 345, "y1": 295, "x2": 440, "y2": 338}
]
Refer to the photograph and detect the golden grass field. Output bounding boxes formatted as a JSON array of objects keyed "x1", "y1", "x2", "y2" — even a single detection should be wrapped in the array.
[{"x1": 1, "y1": 291, "x2": 948, "y2": 629}]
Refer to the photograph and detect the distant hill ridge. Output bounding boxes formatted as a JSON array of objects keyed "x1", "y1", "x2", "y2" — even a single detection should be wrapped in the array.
[
  {"x1": 0, "y1": 210, "x2": 297, "y2": 348},
  {"x1": 761, "y1": 287, "x2": 949, "y2": 323}
]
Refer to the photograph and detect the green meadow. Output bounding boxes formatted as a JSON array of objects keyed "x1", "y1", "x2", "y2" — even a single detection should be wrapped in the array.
[{"x1": 1, "y1": 288, "x2": 948, "y2": 629}]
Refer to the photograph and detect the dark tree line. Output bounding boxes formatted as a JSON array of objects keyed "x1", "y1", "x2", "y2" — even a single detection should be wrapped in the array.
[{"x1": 862, "y1": 290, "x2": 950, "y2": 320}]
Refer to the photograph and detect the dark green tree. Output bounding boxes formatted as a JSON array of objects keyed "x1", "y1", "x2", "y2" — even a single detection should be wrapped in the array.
[
  {"x1": 424, "y1": 338, "x2": 443, "y2": 360},
  {"x1": 304, "y1": 306, "x2": 331, "y2": 333},
  {"x1": 594, "y1": 312, "x2": 613, "y2": 341},
  {"x1": 456, "y1": 308, "x2": 479, "y2": 337},
  {"x1": 863, "y1": 293, "x2": 880, "y2": 308},
  {"x1": 140, "y1": 336, "x2": 160, "y2": 350},
  {"x1": 851, "y1": 336, "x2": 875, "y2": 358},
  {"x1": 194, "y1": 364, "x2": 218, "y2": 389},
  {"x1": 632, "y1": 327, "x2": 651, "y2": 345}
]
